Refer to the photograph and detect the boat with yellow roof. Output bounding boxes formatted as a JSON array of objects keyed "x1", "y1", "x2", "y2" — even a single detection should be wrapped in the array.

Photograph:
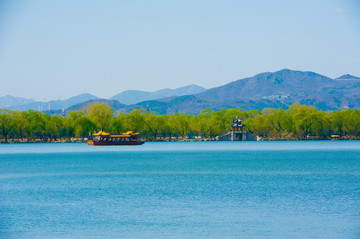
[{"x1": 87, "y1": 130, "x2": 144, "y2": 146}]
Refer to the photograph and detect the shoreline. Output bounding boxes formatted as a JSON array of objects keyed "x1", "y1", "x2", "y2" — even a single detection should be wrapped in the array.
[{"x1": 1, "y1": 137, "x2": 359, "y2": 144}]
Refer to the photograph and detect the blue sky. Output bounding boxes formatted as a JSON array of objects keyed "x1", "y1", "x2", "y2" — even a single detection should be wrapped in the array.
[{"x1": 0, "y1": 0, "x2": 359, "y2": 101}]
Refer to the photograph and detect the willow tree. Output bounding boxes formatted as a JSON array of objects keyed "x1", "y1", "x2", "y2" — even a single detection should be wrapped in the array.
[
  {"x1": 329, "y1": 110, "x2": 346, "y2": 136},
  {"x1": 207, "y1": 110, "x2": 228, "y2": 137},
  {"x1": 177, "y1": 114, "x2": 192, "y2": 139},
  {"x1": 0, "y1": 109, "x2": 20, "y2": 141},
  {"x1": 74, "y1": 115, "x2": 96, "y2": 138},
  {"x1": 192, "y1": 108, "x2": 212, "y2": 139},
  {"x1": 343, "y1": 110, "x2": 360, "y2": 137},
  {"x1": 158, "y1": 115, "x2": 171, "y2": 139},
  {"x1": 49, "y1": 115, "x2": 65, "y2": 140},
  {"x1": 63, "y1": 110, "x2": 85, "y2": 139},
  {"x1": 247, "y1": 114, "x2": 272, "y2": 138},
  {"x1": 88, "y1": 104, "x2": 113, "y2": 131},
  {"x1": 265, "y1": 108, "x2": 293, "y2": 138},
  {"x1": 289, "y1": 104, "x2": 317, "y2": 138},
  {"x1": 21, "y1": 110, "x2": 49, "y2": 141},
  {"x1": 144, "y1": 113, "x2": 167, "y2": 140},
  {"x1": 124, "y1": 109, "x2": 146, "y2": 133},
  {"x1": 110, "y1": 114, "x2": 126, "y2": 134}
]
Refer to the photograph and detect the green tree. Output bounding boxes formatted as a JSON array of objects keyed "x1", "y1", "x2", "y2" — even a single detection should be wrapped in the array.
[
  {"x1": 63, "y1": 110, "x2": 85, "y2": 139},
  {"x1": 310, "y1": 110, "x2": 330, "y2": 137},
  {"x1": 329, "y1": 110, "x2": 346, "y2": 136},
  {"x1": 110, "y1": 114, "x2": 126, "y2": 134},
  {"x1": 74, "y1": 115, "x2": 96, "y2": 138},
  {"x1": 49, "y1": 115, "x2": 65, "y2": 140},
  {"x1": 158, "y1": 115, "x2": 171, "y2": 139},
  {"x1": 177, "y1": 114, "x2": 192, "y2": 138},
  {"x1": 343, "y1": 110, "x2": 360, "y2": 137},
  {"x1": 204, "y1": 110, "x2": 227, "y2": 137},
  {"x1": 0, "y1": 109, "x2": 20, "y2": 141},
  {"x1": 265, "y1": 108, "x2": 293, "y2": 138},
  {"x1": 192, "y1": 109, "x2": 211, "y2": 139},
  {"x1": 168, "y1": 113, "x2": 181, "y2": 139},
  {"x1": 289, "y1": 104, "x2": 317, "y2": 138},
  {"x1": 125, "y1": 109, "x2": 146, "y2": 133},
  {"x1": 88, "y1": 104, "x2": 113, "y2": 131},
  {"x1": 248, "y1": 114, "x2": 272, "y2": 138},
  {"x1": 143, "y1": 113, "x2": 167, "y2": 140},
  {"x1": 22, "y1": 110, "x2": 48, "y2": 141}
]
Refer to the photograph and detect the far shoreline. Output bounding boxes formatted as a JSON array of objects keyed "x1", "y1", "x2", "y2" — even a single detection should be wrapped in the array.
[{"x1": 1, "y1": 137, "x2": 359, "y2": 144}]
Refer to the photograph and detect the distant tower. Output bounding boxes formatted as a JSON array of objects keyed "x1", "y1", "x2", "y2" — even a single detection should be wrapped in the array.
[
  {"x1": 146, "y1": 104, "x2": 150, "y2": 113},
  {"x1": 218, "y1": 116, "x2": 255, "y2": 141},
  {"x1": 231, "y1": 116, "x2": 245, "y2": 132},
  {"x1": 62, "y1": 108, "x2": 65, "y2": 117}
]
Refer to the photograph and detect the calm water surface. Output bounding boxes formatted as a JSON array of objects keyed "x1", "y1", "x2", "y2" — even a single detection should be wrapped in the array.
[{"x1": 0, "y1": 141, "x2": 360, "y2": 239}]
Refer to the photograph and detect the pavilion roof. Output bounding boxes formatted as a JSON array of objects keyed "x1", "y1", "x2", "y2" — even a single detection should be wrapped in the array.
[
  {"x1": 93, "y1": 130, "x2": 111, "y2": 136},
  {"x1": 93, "y1": 130, "x2": 140, "y2": 136}
]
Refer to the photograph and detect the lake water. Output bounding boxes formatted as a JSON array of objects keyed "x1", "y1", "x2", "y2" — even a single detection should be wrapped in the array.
[{"x1": 0, "y1": 141, "x2": 359, "y2": 239}]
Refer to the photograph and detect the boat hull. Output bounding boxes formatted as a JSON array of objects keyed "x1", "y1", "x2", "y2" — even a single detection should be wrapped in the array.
[{"x1": 87, "y1": 140, "x2": 144, "y2": 146}]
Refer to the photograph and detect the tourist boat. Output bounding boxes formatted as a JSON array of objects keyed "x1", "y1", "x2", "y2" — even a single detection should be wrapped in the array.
[
  {"x1": 87, "y1": 130, "x2": 144, "y2": 146},
  {"x1": 331, "y1": 135, "x2": 340, "y2": 140}
]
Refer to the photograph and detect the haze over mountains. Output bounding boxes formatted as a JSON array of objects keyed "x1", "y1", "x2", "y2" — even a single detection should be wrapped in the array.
[
  {"x1": 4, "y1": 84, "x2": 207, "y2": 112},
  {"x1": 5, "y1": 93, "x2": 99, "y2": 112},
  {"x1": 110, "y1": 84, "x2": 206, "y2": 105},
  {"x1": 0, "y1": 95, "x2": 35, "y2": 108},
  {"x1": 2, "y1": 69, "x2": 360, "y2": 114}
]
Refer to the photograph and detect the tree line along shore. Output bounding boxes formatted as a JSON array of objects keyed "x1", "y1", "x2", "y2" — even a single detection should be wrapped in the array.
[{"x1": 0, "y1": 103, "x2": 359, "y2": 143}]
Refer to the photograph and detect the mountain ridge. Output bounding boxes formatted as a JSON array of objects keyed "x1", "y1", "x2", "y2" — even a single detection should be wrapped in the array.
[
  {"x1": 110, "y1": 84, "x2": 206, "y2": 105},
  {"x1": 7, "y1": 93, "x2": 99, "y2": 111},
  {"x1": 0, "y1": 95, "x2": 35, "y2": 108},
  {"x1": 117, "y1": 69, "x2": 360, "y2": 113},
  {"x1": 195, "y1": 69, "x2": 337, "y2": 101},
  {"x1": 2, "y1": 70, "x2": 360, "y2": 114},
  {"x1": 336, "y1": 74, "x2": 360, "y2": 80},
  {"x1": 3, "y1": 84, "x2": 206, "y2": 111}
]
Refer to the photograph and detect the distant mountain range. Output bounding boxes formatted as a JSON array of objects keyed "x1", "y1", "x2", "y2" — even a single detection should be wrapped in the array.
[
  {"x1": 7, "y1": 93, "x2": 99, "y2": 111},
  {"x1": 2, "y1": 70, "x2": 360, "y2": 114},
  {"x1": 42, "y1": 99, "x2": 126, "y2": 115},
  {"x1": 0, "y1": 95, "x2": 35, "y2": 108},
  {"x1": 118, "y1": 69, "x2": 360, "y2": 113},
  {"x1": 4, "y1": 84, "x2": 206, "y2": 112},
  {"x1": 110, "y1": 84, "x2": 206, "y2": 105}
]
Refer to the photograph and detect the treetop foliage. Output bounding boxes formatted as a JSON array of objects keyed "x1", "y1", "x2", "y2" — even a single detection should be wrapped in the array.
[{"x1": 0, "y1": 103, "x2": 359, "y2": 141}]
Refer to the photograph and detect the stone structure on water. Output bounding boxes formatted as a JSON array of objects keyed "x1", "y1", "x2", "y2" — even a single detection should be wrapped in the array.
[{"x1": 218, "y1": 116, "x2": 256, "y2": 141}]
